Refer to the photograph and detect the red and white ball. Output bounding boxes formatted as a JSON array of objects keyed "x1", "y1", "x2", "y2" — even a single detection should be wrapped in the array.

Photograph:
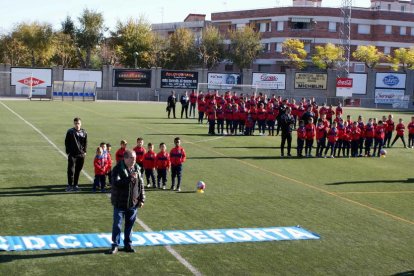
[{"x1": 197, "y1": 181, "x2": 206, "y2": 191}]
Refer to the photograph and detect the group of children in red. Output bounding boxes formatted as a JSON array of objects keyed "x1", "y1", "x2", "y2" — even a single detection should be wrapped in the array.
[
  {"x1": 93, "y1": 137, "x2": 186, "y2": 192},
  {"x1": 189, "y1": 90, "x2": 414, "y2": 157}
]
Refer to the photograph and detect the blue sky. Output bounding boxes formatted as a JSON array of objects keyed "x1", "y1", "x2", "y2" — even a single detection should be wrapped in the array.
[{"x1": 0, "y1": 0, "x2": 371, "y2": 34}]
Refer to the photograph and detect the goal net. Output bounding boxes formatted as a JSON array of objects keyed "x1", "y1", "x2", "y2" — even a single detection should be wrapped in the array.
[{"x1": 52, "y1": 81, "x2": 97, "y2": 101}]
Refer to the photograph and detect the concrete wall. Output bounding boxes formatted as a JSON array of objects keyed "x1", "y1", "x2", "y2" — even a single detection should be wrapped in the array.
[{"x1": 0, "y1": 64, "x2": 413, "y2": 109}]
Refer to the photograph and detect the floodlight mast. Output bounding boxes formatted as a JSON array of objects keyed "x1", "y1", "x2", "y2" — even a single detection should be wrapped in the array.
[{"x1": 338, "y1": 0, "x2": 352, "y2": 77}]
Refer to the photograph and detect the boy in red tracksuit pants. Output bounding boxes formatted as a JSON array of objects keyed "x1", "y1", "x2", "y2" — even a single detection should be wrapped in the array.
[
  {"x1": 408, "y1": 116, "x2": 414, "y2": 148},
  {"x1": 266, "y1": 102, "x2": 277, "y2": 136},
  {"x1": 143, "y1": 143, "x2": 157, "y2": 188},
  {"x1": 364, "y1": 119, "x2": 375, "y2": 157},
  {"x1": 257, "y1": 103, "x2": 267, "y2": 135},
  {"x1": 342, "y1": 121, "x2": 352, "y2": 157},
  {"x1": 325, "y1": 121, "x2": 338, "y2": 158},
  {"x1": 133, "y1": 137, "x2": 146, "y2": 175},
  {"x1": 207, "y1": 104, "x2": 217, "y2": 135},
  {"x1": 216, "y1": 104, "x2": 225, "y2": 135},
  {"x1": 170, "y1": 137, "x2": 186, "y2": 191},
  {"x1": 105, "y1": 143, "x2": 113, "y2": 186},
  {"x1": 391, "y1": 118, "x2": 407, "y2": 148},
  {"x1": 155, "y1": 143, "x2": 170, "y2": 189},
  {"x1": 350, "y1": 122, "x2": 361, "y2": 157},
  {"x1": 315, "y1": 119, "x2": 327, "y2": 157},
  {"x1": 305, "y1": 118, "x2": 316, "y2": 157},
  {"x1": 297, "y1": 120, "x2": 306, "y2": 157},
  {"x1": 373, "y1": 121, "x2": 385, "y2": 157},
  {"x1": 93, "y1": 147, "x2": 107, "y2": 192}
]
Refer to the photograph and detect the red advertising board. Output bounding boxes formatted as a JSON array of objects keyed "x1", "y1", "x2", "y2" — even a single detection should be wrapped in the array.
[{"x1": 336, "y1": 78, "x2": 353, "y2": 88}]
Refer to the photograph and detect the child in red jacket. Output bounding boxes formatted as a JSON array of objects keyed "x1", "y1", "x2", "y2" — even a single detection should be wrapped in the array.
[
  {"x1": 315, "y1": 119, "x2": 327, "y2": 157},
  {"x1": 373, "y1": 120, "x2": 385, "y2": 157},
  {"x1": 324, "y1": 121, "x2": 338, "y2": 158},
  {"x1": 93, "y1": 147, "x2": 107, "y2": 192},
  {"x1": 143, "y1": 143, "x2": 157, "y2": 188},
  {"x1": 133, "y1": 137, "x2": 146, "y2": 175},
  {"x1": 170, "y1": 137, "x2": 187, "y2": 191},
  {"x1": 305, "y1": 118, "x2": 316, "y2": 157},
  {"x1": 296, "y1": 120, "x2": 306, "y2": 157},
  {"x1": 115, "y1": 140, "x2": 127, "y2": 163},
  {"x1": 155, "y1": 143, "x2": 170, "y2": 189},
  {"x1": 391, "y1": 118, "x2": 407, "y2": 148}
]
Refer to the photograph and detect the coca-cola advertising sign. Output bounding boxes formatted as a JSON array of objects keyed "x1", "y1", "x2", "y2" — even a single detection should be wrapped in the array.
[{"x1": 336, "y1": 78, "x2": 353, "y2": 88}]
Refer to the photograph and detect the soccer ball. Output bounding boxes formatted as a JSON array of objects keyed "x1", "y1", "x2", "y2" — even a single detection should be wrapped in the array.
[
  {"x1": 380, "y1": 149, "x2": 387, "y2": 156},
  {"x1": 196, "y1": 181, "x2": 206, "y2": 192}
]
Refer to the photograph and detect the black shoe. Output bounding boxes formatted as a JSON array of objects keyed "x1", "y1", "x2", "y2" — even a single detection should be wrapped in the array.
[
  {"x1": 108, "y1": 245, "x2": 118, "y2": 254},
  {"x1": 124, "y1": 246, "x2": 135, "y2": 253}
]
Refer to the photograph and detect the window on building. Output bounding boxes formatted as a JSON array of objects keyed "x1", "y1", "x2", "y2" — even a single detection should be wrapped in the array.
[
  {"x1": 275, "y1": 43, "x2": 283, "y2": 53},
  {"x1": 400, "y1": 26, "x2": 407, "y2": 35},
  {"x1": 385, "y1": 25, "x2": 392, "y2": 34},
  {"x1": 258, "y1": 64, "x2": 271, "y2": 72},
  {"x1": 328, "y1": 22, "x2": 337, "y2": 32},
  {"x1": 384, "y1": 46, "x2": 391, "y2": 54},
  {"x1": 354, "y1": 64, "x2": 366, "y2": 73},
  {"x1": 411, "y1": 27, "x2": 414, "y2": 36},
  {"x1": 290, "y1": 18, "x2": 311, "y2": 30},
  {"x1": 401, "y1": 5, "x2": 406, "y2": 12},
  {"x1": 225, "y1": 64, "x2": 234, "y2": 71},
  {"x1": 277, "y1": 21, "x2": 284, "y2": 31},
  {"x1": 262, "y1": 43, "x2": 271, "y2": 53},
  {"x1": 300, "y1": 40, "x2": 312, "y2": 53},
  {"x1": 388, "y1": 4, "x2": 391, "y2": 11},
  {"x1": 251, "y1": 20, "x2": 271, "y2": 32},
  {"x1": 236, "y1": 23, "x2": 245, "y2": 30},
  {"x1": 358, "y1": 24, "x2": 370, "y2": 34}
]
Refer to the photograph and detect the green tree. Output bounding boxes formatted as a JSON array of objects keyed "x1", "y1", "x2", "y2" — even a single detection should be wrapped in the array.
[
  {"x1": 281, "y1": 39, "x2": 307, "y2": 70},
  {"x1": 75, "y1": 9, "x2": 106, "y2": 68},
  {"x1": 390, "y1": 47, "x2": 414, "y2": 72},
  {"x1": 113, "y1": 17, "x2": 153, "y2": 68},
  {"x1": 52, "y1": 32, "x2": 78, "y2": 67},
  {"x1": 228, "y1": 26, "x2": 262, "y2": 71},
  {"x1": 147, "y1": 34, "x2": 170, "y2": 68},
  {"x1": 0, "y1": 34, "x2": 30, "y2": 66},
  {"x1": 13, "y1": 22, "x2": 54, "y2": 67},
  {"x1": 352, "y1": 45, "x2": 383, "y2": 69},
  {"x1": 312, "y1": 43, "x2": 344, "y2": 70},
  {"x1": 197, "y1": 25, "x2": 225, "y2": 69},
  {"x1": 167, "y1": 28, "x2": 197, "y2": 70}
]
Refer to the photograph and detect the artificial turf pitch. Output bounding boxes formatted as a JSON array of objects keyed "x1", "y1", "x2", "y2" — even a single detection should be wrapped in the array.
[{"x1": 0, "y1": 100, "x2": 413, "y2": 275}]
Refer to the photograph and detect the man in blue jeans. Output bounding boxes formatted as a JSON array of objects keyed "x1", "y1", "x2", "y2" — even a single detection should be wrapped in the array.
[{"x1": 109, "y1": 149, "x2": 145, "y2": 254}]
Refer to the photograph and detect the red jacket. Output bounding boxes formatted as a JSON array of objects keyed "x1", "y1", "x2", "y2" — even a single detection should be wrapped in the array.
[
  {"x1": 364, "y1": 124, "x2": 375, "y2": 139},
  {"x1": 316, "y1": 124, "x2": 327, "y2": 140},
  {"x1": 155, "y1": 151, "x2": 170, "y2": 169},
  {"x1": 216, "y1": 107, "x2": 225, "y2": 120},
  {"x1": 207, "y1": 106, "x2": 216, "y2": 121},
  {"x1": 375, "y1": 125, "x2": 385, "y2": 140},
  {"x1": 133, "y1": 146, "x2": 146, "y2": 163},
  {"x1": 257, "y1": 108, "x2": 267, "y2": 121},
  {"x1": 266, "y1": 107, "x2": 277, "y2": 121},
  {"x1": 327, "y1": 127, "x2": 339, "y2": 143},
  {"x1": 305, "y1": 123, "x2": 316, "y2": 140},
  {"x1": 224, "y1": 105, "x2": 233, "y2": 120},
  {"x1": 396, "y1": 123, "x2": 405, "y2": 136},
  {"x1": 115, "y1": 148, "x2": 126, "y2": 163},
  {"x1": 335, "y1": 106, "x2": 343, "y2": 116},
  {"x1": 408, "y1": 122, "x2": 414, "y2": 134},
  {"x1": 239, "y1": 107, "x2": 247, "y2": 122},
  {"x1": 386, "y1": 119, "x2": 395, "y2": 132},
  {"x1": 197, "y1": 100, "x2": 206, "y2": 112},
  {"x1": 170, "y1": 146, "x2": 186, "y2": 166},
  {"x1": 94, "y1": 155, "x2": 107, "y2": 175},
  {"x1": 143, "y1": 150, "x2": 157, "y2": 170},
  {"x1": 106, "y1": 152, "x2": 112, "y2": 173},
  {"x1": 351, "y1": 126, "x2": 361, "y2": 141},
  {"x1": 326, "y1": 108, "x2": 335, "y2": 120},
  {"x1": 190, "y1": 92, "x2": 197, "y2": 104},
  {"x1": 297, "y1": 126, "x2": 306, "y2": 140}
]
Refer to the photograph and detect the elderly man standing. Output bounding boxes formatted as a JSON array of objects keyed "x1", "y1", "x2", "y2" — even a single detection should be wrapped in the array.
[{"x1": 108, "y1": 149, "x2": 145, "y2": 254}]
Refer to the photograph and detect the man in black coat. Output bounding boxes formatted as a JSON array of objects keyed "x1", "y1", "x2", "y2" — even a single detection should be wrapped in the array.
[
  {"x1": 180, "y1": 91, "x2": 189, "y2": 118},
  {"x1": 167, "y1": 90, "x2": 177, "y2": 118},
  {"x1": 65, "y1": 117, "x2": 87, "y2": 192},
  {"x1": 109, "y1": 149, "x2": 145, "y2": 254},
  {"x1": 280, "y1": 107, "x2": 295, "y2": 157}
]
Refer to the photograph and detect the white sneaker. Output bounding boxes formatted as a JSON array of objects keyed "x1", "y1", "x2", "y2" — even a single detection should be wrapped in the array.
[
  {"x1": 146, "y1": 184, "x2": 151, "y2": 188},
  {"x1": 177, "y1": 188, "x2": 181, "y2": 192},
  {"x1": 330, "y1": 155, "x2": 334, "y2": 158},
  {"x1": 162, "y1": 185, "x2": 166, "y2": 190}
]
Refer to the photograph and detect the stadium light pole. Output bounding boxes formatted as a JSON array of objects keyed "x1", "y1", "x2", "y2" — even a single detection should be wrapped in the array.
[{"x1": 133, "y1": 51, "x2": 139, "y2": 69}]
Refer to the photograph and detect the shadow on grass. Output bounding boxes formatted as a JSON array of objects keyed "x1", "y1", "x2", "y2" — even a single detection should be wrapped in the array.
[
  {"x1": 392, "y1": 271, "x2": 414, "y2": 276},
  {"x1": 188, "y1": 156, "x2": 302, "y2": 160},
  {"x1": 326, "y1": 178, "x2": 414, "y2": 185},
  {"x1": 147, "y1": 133, "x2": 210, "y2": 137},
  {"x1": 0, "y1": 184, "x2": 99, "y2": 197},
  {"x1": 0, "y1": 249, "x2": 108, "y2": 263},
  {"x1": 213, "y1": 146, "x2": 280, "y2": 149}
]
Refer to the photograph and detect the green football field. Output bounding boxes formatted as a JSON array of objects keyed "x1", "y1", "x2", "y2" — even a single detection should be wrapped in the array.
[{"x1": 0, "y1": 99, "x2": 413, "y2": 275}]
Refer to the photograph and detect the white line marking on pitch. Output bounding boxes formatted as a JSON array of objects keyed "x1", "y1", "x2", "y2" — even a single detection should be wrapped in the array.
[
  {"x1": 191, "y1": 136, "x2": 225, "y2": 144},
  {"x1": 0, "y1": 101, "x2": 202, "y2": 276}
]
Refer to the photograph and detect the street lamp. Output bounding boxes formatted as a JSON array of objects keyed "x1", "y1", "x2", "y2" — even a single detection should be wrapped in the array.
[{"x1": 133, "y1": 51, "x2": 139, "y2": 69}]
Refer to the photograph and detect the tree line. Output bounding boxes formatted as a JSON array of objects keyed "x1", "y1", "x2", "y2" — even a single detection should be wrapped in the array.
[{"x1": 0, "y1": 8, "x2": 412, "y2": 71}]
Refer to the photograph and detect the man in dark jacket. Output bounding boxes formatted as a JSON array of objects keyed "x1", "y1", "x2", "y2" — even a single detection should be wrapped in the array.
[
  {"x1": 280, "y1": 107, "x2": 295, "y2": 157},
  {"x1": 167, "y1": 90, "x2": 177, "y2": 118},
  {"x1": 109, "y1": 149, "x2": 145, "y2": 254},
  {"x1": 180, "y1": 91, "x2": 189, "y2": 119},
  {"x1": 65, "y1": 117, "x2": 87, "y2": 192}
]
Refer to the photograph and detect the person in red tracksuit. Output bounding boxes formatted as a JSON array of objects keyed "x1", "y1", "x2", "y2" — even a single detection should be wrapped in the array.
[
  {"x1": 266, "y1": 102, "x2": 277, "y2": 136},
  {"x1": 93, "y1": 147, "x2": 107, "y2": 192},
  {"x1": 335, "y1": 102, "x2": 343, "y2": 117},
  {"x1": 408, "y1": 116, "x2": 414, "y2": 148},
  {"x1": 232, "y1": 103, "x2": 240, "y2": 135},
  {"x1": 257, "y1": 102, "x2": 267, "y2": 135},
  {"x1": 115, "y1": 140, "x2": 127, "y2": 163},
  {"x1": 315, "y1": 119, "x2": 327, "y2": 157},
  {"x1": 250, "y1": 105, "x2": 258, "y2": 135},
  {"x1": 350, "y1": 122, "x2": 361, "y2": 157},
  {"x1": 155, "y1": 143, "x2": 170, "y2": 189},
  {"x1": 326, "y1": 105, "x2": 335, "y2": 125},
  {"x1": 170, "y1": 137, "x2": 186, "y2": 191},
  {"x1": 133, "y1": 137, "x2": 146, "y2": 175},
  {"x1": 207, "y1": 104, "x2": 217, "y2": 135},
  {"x1": 143, "y1": 143, "x2": 157, "y2": 188},
  {"x1": 373, "y1": 120, "x2": 385, "y2": 157},
  {"x1": 197, "y1": 97, "x2": 206, "y2": 124},
  {"x1": 391, "y1": 118, "x2": 407, "y2": 148},
  {"x1": 216, "y1": 104, "x2": 225, "y2": 135},
  {"x1": 324, "y1": 121, "x2": 338, "y2": 158},
  {"x1": 189, "y1": 90, "x2": 197, "y2": 118},
  {"x1": 238, "y1": 102, "x2": 248, "y2": 135},
  {"x1": 364, "y1": 118, "x2": 375, "y2": 157},
  {"x1": 105, "y1": 143, "x2": 113, "y2": 186},
  {"x1": 384, "y1": 114, "x2": 395, "y2": 148},
  {"x1": 296, "y1": 120, "x2": 306, "y2": 157},
  {"x1": 342, "y1": 121, "x2": 352, "y2": 157},
  {"x1": 335, "y1": 120, "x2": 344, "y2": 157},
  {"x1": 305, "y1": 117, "x2": 316, "y2": 157},
  {"x1": 357, "y1": 116, "x2": 365, "y2": 156},
  {"x1": 224, "y1": 103, "x2": 233, "y2": 135}
]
